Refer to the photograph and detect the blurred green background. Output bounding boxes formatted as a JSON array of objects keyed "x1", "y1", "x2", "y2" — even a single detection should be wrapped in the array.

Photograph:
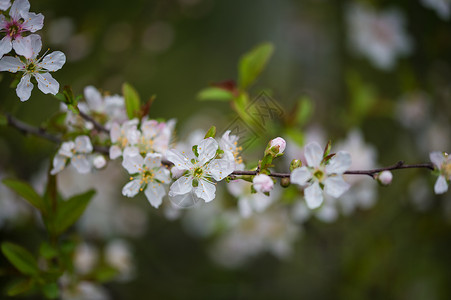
[{"x1": 1, "y1": 0, "x2": 451, "y2": 299}]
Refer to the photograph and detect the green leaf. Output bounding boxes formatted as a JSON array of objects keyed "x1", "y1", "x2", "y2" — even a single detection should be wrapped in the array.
[
  {"x1": 54, "y1": 190, "x2": 95, "y2": 235},
  {"x1": 295, "y1": 96, "x2": 314, "y2": 126},
  {"x1": 39, "y1": 243, "x2": 58, "y2": 260},
  {"x1": 204, "y1": 126, "x2": 216, "y2": 139},
  {"x1": 94, "y1": 265, "x2": 119, "y2": 282},
  {"x1": 197, "y1": 87, "x2": 234, "y2": 102},
  {"x1": 1, "y1": 242, "x2": 39, "y2": 276},
  {"x1": 122, "y1": 82, "x2": 141, "y2": 119},
  {"x1": 238, "y1": 42, "x2": 274, "y2": 89},
  {"x1": 7, "y1": 278, "x2": 34, "y2": 296},
  {"x1": 42, "y1": 282, "x2": 59, "y2": 299},
  {"x1": 0, "y1": 113, "x2": 7, "y2": 126},
  {"x1": 3, "y1": 179, "x2": 46, "y2": 212}
]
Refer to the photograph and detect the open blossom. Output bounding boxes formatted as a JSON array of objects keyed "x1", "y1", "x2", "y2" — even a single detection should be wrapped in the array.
[
  {"x1": 51, "y1": 135, "x2": 93, "y2": 175},
  {"x1": 253, "y1": 174, "x2": 274, "y2": 193},
  {"x1": 290, "y1": 142, "x2": 352, "y2": 209},
  {"x1": 167, "y1": 137, "x2": 234, "y2": 208},
  {"x1": 137, "y1": 118, "x2": 176, "y2": 156},
  {"x1": 430, "y1": 151, "x2": 450, "y2": 194},
  {"x1": 0, "y1": 0, "x2": 11, "y2": 11},
  {"x1": 109, "y1": 119, "x2": 140, "y2": 159},
  {"x1": 122, "y1": 150, "x2": 171, "y2": 208},
  {"x1": 0, "y1": 0, "x2": 44, "y2": 58},
  {"x1": 219, "y1": 130, "x2": 243, "y2": 170},
  {"x1": 0, "y1": 34, "x2": 65, "y2": 101},
  {"x1": 347, "y1": 3, "x2": 412, "y2": 70}
]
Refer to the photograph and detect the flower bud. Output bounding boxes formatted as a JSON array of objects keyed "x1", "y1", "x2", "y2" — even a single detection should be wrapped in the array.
[
  {"x1": 253, "y1": 174, "x2": 274, "y2": 193},
  {"x1": 377, "y1": 170, "x2": 393, "y2": 186},
  {"x1": 280, "y1": 177, "x2": 290, "y2": 188},
  {"x1": 269, "y1": 137, "x2": 286, "y2": 154},
  {"x1": 290, "y1": 159, "x2": 302, "y2": 171},
  {"x1": 93, "y1": 155, "x2": 107, "y2": 169}
]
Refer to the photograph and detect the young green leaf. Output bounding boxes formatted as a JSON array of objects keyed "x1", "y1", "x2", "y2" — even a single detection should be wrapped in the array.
[
  {"x1": 6, "y1": 278, "x2": 34, "y2": 296},
  {"x1": 238, "y1": 42, "x2": 274, "y2": 89},
  {"x1": 1, "y1": 242, "x2": 39, "y2": 276},
  {"x1": 197, "y1": 87, "x2": 234, "y2": 102},
  {"x1": 3, "y1": 179, "x2": 46, "y2": 212},
  {"x1": 204, "y1": 126, "x2": 216, "y2": 139},
  {"x1": 54, "y1": 189, "x2": 95, "y2": 235},
  {"x1": 42, "y1": 282, "x2": 59, "y2": 299},
  {"x1": 295, "y1": 96, "x2": 313, "y2": 126},
  {"x1": 122, "y1": 82, "x2": 141, "y2": 119}
]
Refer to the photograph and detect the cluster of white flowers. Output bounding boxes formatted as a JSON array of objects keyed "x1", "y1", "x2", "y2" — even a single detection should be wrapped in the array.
[{"x1": 0, "y1": 0, "x2": 65, "y2": 101}]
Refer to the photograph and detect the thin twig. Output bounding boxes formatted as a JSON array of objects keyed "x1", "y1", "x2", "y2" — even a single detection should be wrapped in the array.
[
  {"x1": 6, "y1": 114, "x2": 435, "y2": 178},
  {"x1": 78, "y1": 110, "x2": 109, "y2": 133}
]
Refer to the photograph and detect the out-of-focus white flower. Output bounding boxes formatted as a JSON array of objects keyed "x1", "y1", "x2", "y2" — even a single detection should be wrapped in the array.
[
  {"x1": 430, "y1": 151, "x2": 450, "y2": 194},
  {"x1": 269, "y1": 137, "x2": 286, "y2": 154},
  {"x1": 105, "y1": 239, "x2": 134, "y2": 281},
  {"x1": 347, "y1": 3, "x2": 412, "y2": 70},
  {"x1": 209, "y1": 209, "x2": 300, "y2": 268},
  {"x1": 73, "y1": 243, "x2": 98, "y2": 275},
  {"x1": 122, "y1": 151, "x2": 170, "y2": 208},
  {"x1": 137, "y1": 118, "x2": 176, "y2": 156},
  {"x1": 290, "y1": 142, "x2": 351, "y2": 209},
  {"x1": 0, "y1": 0, "x2": 44, "y2": 58},
  {"x1": 0, "y1": 0, "x2": 11, "y2": 11},
  {"x1": 0, "y1": 34, "x2": 65, "y2": 101},
  {"x1": 396, "y1": 92, "x2": 430, "y2": 129},
  {"x1": 109, "y1": 119, "x2": 140, "y2": 159},
  {"x1": 252, "y1": 174, "x2": 274, "y2": 193},
  {"x1": 61, "y1": 281, "x2": 109, "y2": 300},
  {"x1": 93, "y1": 155, "x2": 106, "y2": 169},
  {"x1": 167, "y1": 137, "x2": 234, "y2": 208},
  {"x1": 51, "y1": 135, "x2": 93, "y2": 175},
  {"x1": 378, "y1": 170, "x2": 393, "y2": 186},
  {"x1": 421, "y1": 0, "x2": 450, "y2": 20}
]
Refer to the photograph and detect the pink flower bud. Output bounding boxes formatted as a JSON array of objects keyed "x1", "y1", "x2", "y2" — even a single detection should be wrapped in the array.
[
  {"x1": 270, "y1": 137, "x2": 286, "y2": 154},
  {"x1": 378, "y1": 170, "x2": 393, "y2": 186},
  {"x1": 253, "y1": 174, "x2": 274, "y2": 193}
]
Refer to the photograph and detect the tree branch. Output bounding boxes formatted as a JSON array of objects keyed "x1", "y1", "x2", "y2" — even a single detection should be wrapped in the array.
[
  {"x1": 6, "y1": 114, "x2": 435, "y2": 179},
  {"x1": 78, "y1": 110, "x2": 109, "y2": 133}
]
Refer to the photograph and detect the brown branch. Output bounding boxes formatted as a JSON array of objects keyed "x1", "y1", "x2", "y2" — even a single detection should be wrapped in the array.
[
  {"x1": 78, "y1": 110, "x2": 109, "y2": 133},
  {"x1": 6, "y1": 114, "x2": 435, "y2": 179}
]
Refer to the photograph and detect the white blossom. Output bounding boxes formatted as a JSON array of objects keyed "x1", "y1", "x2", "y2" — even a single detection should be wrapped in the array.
[
  {"x1": 378, "y1": 170, "x2": 393, "y2": 186},
  {"x1": 0, "y1": 0, "x2": 11, "y2": 11},
  {"x1": 167, "y1": 137, "x2": 234, "y2": 208},
  {"x1": 421, "y1": 0, "x2": 450, "y2": 20},
  {"x1": 93, "y1": 155, "x2": 106, "y2": 169},
  {"x1": 137, "y1": 118, "x2": 176, "y2": 156},
  {"x1": 0, "y1": 0, "x2": 44, "y2": 58},
  {"x1": 105, "y1": 239, "x2": 134, "y2": 281},
  {"x1": 290, "y1": 142, "x2": 352, "y2": 209},
  {"x1": 73, "y1": 243, "x2": 98, "y2": 275},
  {"x1": 347, "y1": 3, "x2": 412, "y2": 70},
  {"x1": 430, "y1": 151, "x2": 450, "y2": 194},
  {"x1": 219, "y1": 130, "x2": 243, "y2": 169},
  {"x1": 51, "y1": 135, "x2": 93, "y2": 175},
  {"x1": 269, "y1": 137, "x2": 286, "y2": 154},
  {"x1": 0, "y1": 34, "x2": 65, "y2": 101},
  {"x1": 121, "y1": 150, "x2": 170, "y2": 208},
  {"x1": 109, "y1": 119, "x2": 140, "y2": 159},
  {"x1": 252, "y1": 174, "x2": 274, "y2": 193}
]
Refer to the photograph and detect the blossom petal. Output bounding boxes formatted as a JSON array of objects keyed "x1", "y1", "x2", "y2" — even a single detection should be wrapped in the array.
[
  {"x1": 84, "y1": 86, "x2": 103, "y2": 111},
  {"x1": 195, "y1": 179, "x2": 216, "y2": 202},
  {"x1": 109, "y1": 145, "x2": 122, "y2": 160},
  {"x1": 50, "y1": 155, "x2": 67, "y2": 175},
  {"x1": 74, "y1": 135, "x2": 93, "y2": 153},
  {"x1": 58, "y1": 141, "x2": 75, "y2": 157},
  {"x1": 169, "y1": 175, "x2": 193, "y2": 195},
  {"x1": 0, "y1": 0, "x2": 11, "y2": 11},
  {"x1": 304, "y1": 181, "x2": 323, "y2": 209},
  {"x1": 197, "y1": 137, "x2": 218, "y2": 165},
  {"x1": 12, "y1": 35, "x2": 34, "y2": 58},
  {"x1": 166, "y1": 149, "x2": 192, "y2": 171},
  {"x1": 144, "y1": 153, "x2": 162, "y2": 169},
  {"x1": 207, "y1": 158, "x2": 234, "y2": 181},
  {"x1": 326, "y1": 151, "x2": 352, "y2": 174},
  {"x1": 0, "y1": 55, "x2": 23, "y2": 72},
  {"x1": 434, "y1": 175, "x2": 448, "y2": 194},
  {"x1": 71, "y1": 155, "x2": 91, "y2": 174},
  {"x1": 122, "y1": 179, "x2": 141, "y2": 197},
  {"x1": 0, "y1": 36, "x2": 12, "y2": 58},
  {"x1": 430, "y1": 151, "x2": 445, "y2": 168},
  {"x1": 39, "y1": 51, "x2": 66, "y2": 72},
  {"x1": 27, "y1": 33, "x2": 41, "y2": 58},
  {"x1": 22, "y1": 12, "x2": 44, "y2": 32},
  {"x1": 304, "y1": 142, "x2": 323, "y2": 167},
  {"x1": 290, "y1": 166, "x2": 312, "y2": 186},
  {"x1": 10, "y1": 0, "x2": 29, "y2": 20},
  {"x1": 324, "y1": 176, "x2": 350, "y2": 198},
  {"x1": 16, "y1": 74, "x2": 33, "y2": 101},
  {"x1": 154, "y1": 168, "x2": 171, "y2": 184},
  {"x1": 35, "y1": 72, "x2": 59, "y2": 95},
  {"x1": 122, "y1": 153, "x2": 144, "y2": 174},
  {"x1": 144, "y1": 182, "x2": 166, "y2": 208}
]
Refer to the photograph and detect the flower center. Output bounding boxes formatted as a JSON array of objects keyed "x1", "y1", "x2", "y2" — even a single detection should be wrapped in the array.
[
  {"x1": 6, "y1": 21, "x2": 23, "y2": 39},
  {"x1": 313, "y1": 169, "x2": 324, "y2": 181},
  {"x1": 193, "y1": 167, "x2": 204, "y2": 178},
  {"x1": 442, "y1": 158, "x2": 451, "y2": 180}
]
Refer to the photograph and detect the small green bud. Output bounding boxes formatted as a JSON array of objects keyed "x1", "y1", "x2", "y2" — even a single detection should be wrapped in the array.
[
  {"x1": 280, "y1": 177, "x2": 290, "y2": 188},
  {"x1": 290, "y1": 159, "x2": 302, "y2": 171}
]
